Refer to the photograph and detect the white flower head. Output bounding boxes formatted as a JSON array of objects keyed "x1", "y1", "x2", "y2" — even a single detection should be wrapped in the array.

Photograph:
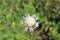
[
  {"x1": 24, "y1": 14, "x2": 36, "y2": 27},
  {"x1": 22, "y1": 14, "x2": 39, "y2": 32}
]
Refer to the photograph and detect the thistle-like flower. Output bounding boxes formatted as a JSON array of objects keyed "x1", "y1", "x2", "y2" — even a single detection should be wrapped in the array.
[{"x1": 21, "y1": 14, "x2": 39, "y2": 32}]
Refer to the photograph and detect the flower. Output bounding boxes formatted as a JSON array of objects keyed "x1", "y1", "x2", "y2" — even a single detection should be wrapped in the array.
[
  {"x1": 24, "y1": 14, "x2": 36, "y2": 27},
  {"x1": 12, "y1": 22, "x2": 15, "y2": 26},
  {"x1": 35, "y1": 22, "x2": 39, "y2": 27},
  {"x1": 25, "y1": 27, "x2": 28, "y2": 32},
  {"x1": 21, "y1": 14, "x2": 39, "y2": 32},
  {"x1": 49, "y1": 27, "x2": 53, "y2": 31}
]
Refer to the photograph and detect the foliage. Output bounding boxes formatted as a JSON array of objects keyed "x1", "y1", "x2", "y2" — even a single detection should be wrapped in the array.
[{"x1": 0, "y1": 0, "x2": 60, "y2": 40}]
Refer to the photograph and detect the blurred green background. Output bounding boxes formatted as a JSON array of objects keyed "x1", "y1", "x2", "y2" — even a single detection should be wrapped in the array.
[{"x1": 0, "y1": 0, "x2": 60, "y2": 40}]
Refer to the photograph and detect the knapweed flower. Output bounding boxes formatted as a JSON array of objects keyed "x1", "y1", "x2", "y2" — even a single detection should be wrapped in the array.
[{"x1": 21, "y1": 14, "x2": 39, "y2": 32}]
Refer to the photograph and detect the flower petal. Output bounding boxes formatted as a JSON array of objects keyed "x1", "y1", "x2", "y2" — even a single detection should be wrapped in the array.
[
  {"x1": 29, "y1": 27, "x2": 34, "y2": 32},
  {"x1": 35, "y1": 22, "x2": 39, "y2": 27},
  {"x1": 25, "y1": 27, "x2": 28, "y2": 32}
]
